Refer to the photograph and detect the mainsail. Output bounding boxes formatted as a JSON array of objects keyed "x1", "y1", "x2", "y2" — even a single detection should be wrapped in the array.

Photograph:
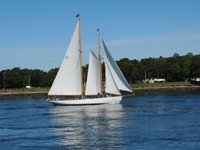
[
  {"x1": 85, "y1": 51, "x2": 100, "y2": 95},
  {"x1": 48, "y1": 21, "x2": 82, "y2": 96},
  {"x1": 103, "y1": 40, "x2": 133, "y2": 93}
]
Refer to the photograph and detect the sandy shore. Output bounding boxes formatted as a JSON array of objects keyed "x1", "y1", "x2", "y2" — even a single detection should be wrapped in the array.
[
  {"x1": 0, "y1": 91, "x2": 47, "y2": 98},
  {"x1": 0, "y1": 85, "x2": 199, "y2": 98}
]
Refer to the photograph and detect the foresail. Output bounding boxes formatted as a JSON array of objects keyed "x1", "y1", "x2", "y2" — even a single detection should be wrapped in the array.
[
  {"x1": 85, "y1": 51, "x2": 100, "y2": 95},
  {"x1": 103, "y1": 40, "x2": 133, "y2": 93},
  {"x1": 48, "y1": 21, "x2": 81, "y2": 96},
  {"x1": 105, "y1": 59, "x2": 121, "y2": 95}
]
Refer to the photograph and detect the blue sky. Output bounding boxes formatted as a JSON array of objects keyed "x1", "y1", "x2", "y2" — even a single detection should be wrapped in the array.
[{"x1": 0, "y1": 0, "x2": 200, "y2": 71}]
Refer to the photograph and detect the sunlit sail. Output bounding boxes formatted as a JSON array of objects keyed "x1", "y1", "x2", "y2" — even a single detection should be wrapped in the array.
[{"x1": 48, "y1": 16, "x2": 133, "y2": 106}]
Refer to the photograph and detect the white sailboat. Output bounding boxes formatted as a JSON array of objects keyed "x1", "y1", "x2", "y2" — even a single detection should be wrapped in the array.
[{"x1": 48, "y1": 19, "x2": 134, "y2": 106}]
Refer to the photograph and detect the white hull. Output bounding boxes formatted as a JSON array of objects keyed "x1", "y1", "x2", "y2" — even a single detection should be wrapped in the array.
[{"x1": 48, "y1": 96, "x2": 122, "y2": 106}]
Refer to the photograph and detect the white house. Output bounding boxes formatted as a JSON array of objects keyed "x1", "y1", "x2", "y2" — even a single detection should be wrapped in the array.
[{"x1": 143, "y1": 78, "x2": 166, "y2": 83}]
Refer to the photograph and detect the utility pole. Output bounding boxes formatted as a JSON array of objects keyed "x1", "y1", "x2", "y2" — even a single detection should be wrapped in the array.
[
  {"x1": 28, "y1": 76, "x2": 31, "y2": 86},
  {"x1": 3, "y1": 71, "x2": 6, "y2": 89}
]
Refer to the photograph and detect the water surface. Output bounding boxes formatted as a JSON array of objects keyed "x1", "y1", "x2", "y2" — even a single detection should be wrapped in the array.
[{"x1": 0, "y1": 92, "x2": 200, "y2": 149}]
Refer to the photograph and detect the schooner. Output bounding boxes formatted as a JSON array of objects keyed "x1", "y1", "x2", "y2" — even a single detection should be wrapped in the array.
[{"x1": 48, "y1": 17, "x2": 134, "y2": 105}]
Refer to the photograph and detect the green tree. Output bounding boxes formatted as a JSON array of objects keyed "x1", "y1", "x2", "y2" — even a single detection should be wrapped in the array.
[{"x1": 190, "y1": 55, "x2": 200, "y2": 78}]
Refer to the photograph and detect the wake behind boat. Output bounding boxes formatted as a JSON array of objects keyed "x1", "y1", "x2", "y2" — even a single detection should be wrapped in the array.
[{"x1": 48, "y1": 15, "x2": 134, "y2": 106}]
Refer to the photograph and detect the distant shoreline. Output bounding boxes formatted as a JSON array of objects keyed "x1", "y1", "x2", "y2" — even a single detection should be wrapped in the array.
[
  {"x1": 0, "y1": 91, "x2": 47, "y2": 98},
  {"x1": 0, "y1": 85, "x2": 199, "y2": 98},
  {"x1": 134, "y1": 85, "x2": 200, "y2": 91}
]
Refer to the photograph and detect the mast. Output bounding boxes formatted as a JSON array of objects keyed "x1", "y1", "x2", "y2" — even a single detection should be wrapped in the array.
[
  {"x1": 77, "y1": 15, "x2": 84, "y2": 97},
  {"x1": 98, "y1": 29, "x2": 103, "y2": 95}
]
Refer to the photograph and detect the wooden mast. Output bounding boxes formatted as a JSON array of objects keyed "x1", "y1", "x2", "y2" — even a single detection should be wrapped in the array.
[
  {"x1": 78, "y1": 15, "x2": 84, "y2": 97},
  {"x1": 98, "y1": 29, "x2": 103, "y2": 95}
]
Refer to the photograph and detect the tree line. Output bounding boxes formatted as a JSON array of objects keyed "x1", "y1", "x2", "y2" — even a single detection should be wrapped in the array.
[{"x1": 0, "y1": 53, "x2": 199, "y2": 89}]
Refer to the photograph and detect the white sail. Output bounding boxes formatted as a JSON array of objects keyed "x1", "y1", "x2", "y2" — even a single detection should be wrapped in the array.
[
  {"x1": 105, "y1": 59, "x2": 121, "y2": 95},
  {"x1": 48, "y1": 21, "x2": 81, "y2": 96},
  {"x1": 103, "y1": 40, "x2": 133, "y2": 93},
  {"x1": 85, "y1": 51, "x2": 100, "y2": 95}
]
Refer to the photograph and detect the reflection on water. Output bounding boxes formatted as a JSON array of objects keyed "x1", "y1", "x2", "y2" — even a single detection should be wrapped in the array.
[
  {"x1": 48, "y1": 104, "x2": 125, "y2": 149},
  {"x1": 0, "y1": 92, "x2": 200, "y2": 149}
]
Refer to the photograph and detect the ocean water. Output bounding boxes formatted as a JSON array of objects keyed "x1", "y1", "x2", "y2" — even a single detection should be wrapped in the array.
[{"x1": 0, "y1": 92, "x2": 200, "y2": 149}]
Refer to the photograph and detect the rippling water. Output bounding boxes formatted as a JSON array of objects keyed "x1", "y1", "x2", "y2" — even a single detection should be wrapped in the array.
[{"x1": 0, "y1": 92, "x2": 200, "y2": 149}]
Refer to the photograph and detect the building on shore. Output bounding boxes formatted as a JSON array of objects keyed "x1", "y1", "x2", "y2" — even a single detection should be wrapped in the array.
[
  {"x1": 191, "y1": 78, "x2": 200, "y2": 85},
  {"x1": 143, "y1": 78, "x2": 166, "y2": 83}
]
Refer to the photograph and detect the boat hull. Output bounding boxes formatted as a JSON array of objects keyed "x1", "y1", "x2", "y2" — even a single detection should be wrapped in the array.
[{"x1": 48, "y1": 96, "x2": 122, "y2": 106}]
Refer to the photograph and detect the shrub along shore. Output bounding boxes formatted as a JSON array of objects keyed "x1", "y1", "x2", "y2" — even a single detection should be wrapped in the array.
[
  {"x1": 0, "y1": 82, "x2": 199, "y2": 98},
  {"x1": 0, "y1": 53, "x2": 199, "y2": 90}
]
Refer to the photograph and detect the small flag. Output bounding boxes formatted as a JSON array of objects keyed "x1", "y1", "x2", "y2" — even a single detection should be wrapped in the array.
[
  {"x1": 76, "y1": 14, "x2": 80, "y2": 18},
  {"x1": 97, "y1": 28, "x2": 99, "y2": 32}
]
